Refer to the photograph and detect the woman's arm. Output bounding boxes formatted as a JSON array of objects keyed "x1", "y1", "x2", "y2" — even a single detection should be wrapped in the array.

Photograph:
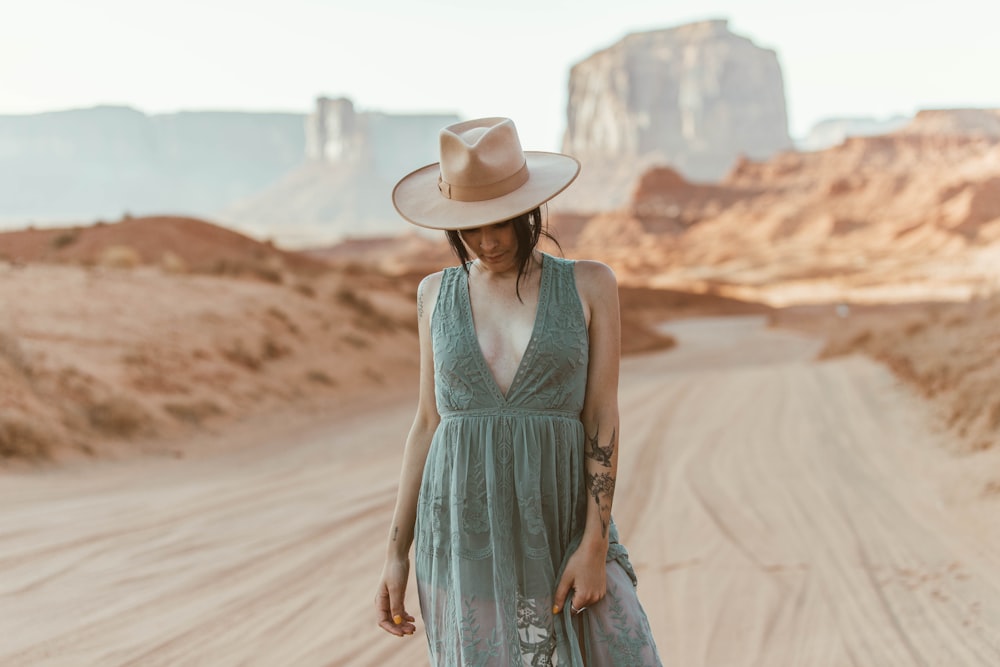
[
  {"x1": 375, "y1": 272, "x2": 442, "y2": 637},
  {"x1": 554, "y1": 260, "x2": 622, "y2": 615}
]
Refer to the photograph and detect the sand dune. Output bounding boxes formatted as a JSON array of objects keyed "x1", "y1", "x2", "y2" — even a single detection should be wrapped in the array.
[{"x1": 1, "y1": 317, "x2": 997, "y2": 665}]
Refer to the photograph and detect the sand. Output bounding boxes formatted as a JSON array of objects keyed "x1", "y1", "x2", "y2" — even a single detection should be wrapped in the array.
[
  {"x1": 0, "y1": 258, "x2": 420, "y2": 464},
  {"x1": 2, "y1": 316, "x2": 998, "y2": 665}
]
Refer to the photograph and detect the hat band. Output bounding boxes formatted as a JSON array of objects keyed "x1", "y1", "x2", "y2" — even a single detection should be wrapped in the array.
[{"x1": 437, "y1": 163, "x2": 529, "y2": 202}]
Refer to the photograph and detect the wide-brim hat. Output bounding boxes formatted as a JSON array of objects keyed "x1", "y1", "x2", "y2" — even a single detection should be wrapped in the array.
[{"x1": 392, "y1": 117, "x2": 580, "y2": 231}]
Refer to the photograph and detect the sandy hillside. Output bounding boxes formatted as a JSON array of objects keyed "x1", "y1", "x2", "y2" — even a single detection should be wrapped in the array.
[
  {"x1": 2, "y1": 317, "x2": 998, "y2": 665},
  {"x1": 0, "y1": 217, "x2": 420, "y2": 464},
  {"x1": 0, "y1": 215, "x2": 329, "y2": 277},
  {"x1": 776, "y1": 294, "x2": 1000, "y2": 457}
]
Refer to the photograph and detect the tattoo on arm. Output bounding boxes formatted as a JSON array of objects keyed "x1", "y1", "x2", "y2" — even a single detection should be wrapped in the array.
[
  {"x1": 392, "y1": 526, "x2": 398, "y2": 542},
  {"x1": 584, "y1": 426, "x2": 615, "y2": 468},
  {"x1": 585, "y1": 471, "x2": 616, "y2": 538},
  {"x1": 417, "y1": 281, "x2": 425, "y2": 319}
]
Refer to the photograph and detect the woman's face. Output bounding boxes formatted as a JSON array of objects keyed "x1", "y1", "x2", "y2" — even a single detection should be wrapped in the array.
[{"x1": 459, "y1": 220, "x2": 519, "y2": 272}]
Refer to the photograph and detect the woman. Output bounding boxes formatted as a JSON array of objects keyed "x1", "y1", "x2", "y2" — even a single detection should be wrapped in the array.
[{"x1": 375, "y1": 117, "x2": 661, "y2": 666}]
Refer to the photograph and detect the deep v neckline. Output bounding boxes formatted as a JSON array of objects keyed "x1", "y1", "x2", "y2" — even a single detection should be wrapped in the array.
[{"x1": 462, "y1": 253, "x2": 549, "y2": 403}]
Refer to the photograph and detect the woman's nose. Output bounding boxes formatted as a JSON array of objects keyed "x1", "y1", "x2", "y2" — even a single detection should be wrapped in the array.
[{"x1": 479, "y1": 230, "x2": 498, "y2": 249}]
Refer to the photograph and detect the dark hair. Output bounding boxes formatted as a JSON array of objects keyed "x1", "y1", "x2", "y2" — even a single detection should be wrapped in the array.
[{"x1": 445, "y1": 206, "x2": 561, "y2": 301}]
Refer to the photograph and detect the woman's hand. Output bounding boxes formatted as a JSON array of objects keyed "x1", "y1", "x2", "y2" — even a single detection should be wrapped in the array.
[
  {"x1": 552, "y1": 542, "x2": 607, "y2": 616},
  {"x1": 375, "y1": 557, "x2": 416, "y2": 636}
]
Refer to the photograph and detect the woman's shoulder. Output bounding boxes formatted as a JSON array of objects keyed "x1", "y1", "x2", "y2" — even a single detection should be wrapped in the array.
[
  {"x1": 418, "y1": 269, "x2": 447, "y2": 300},
  {"x1": 419, "y1": 268, "x2": 447, "y2": 290},
  {"x1": 569, "y1": 258, "x2": 618, "y2": 296}
]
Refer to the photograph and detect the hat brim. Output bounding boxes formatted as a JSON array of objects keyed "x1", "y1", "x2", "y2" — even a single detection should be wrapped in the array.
[{"x1": 392, "y1": 151, "x2": 580, "y2": 231}]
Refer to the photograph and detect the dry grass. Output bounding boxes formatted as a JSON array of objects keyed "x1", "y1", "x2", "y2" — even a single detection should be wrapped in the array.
[
  {"x1": 50, "y1": 231, "x2": 79, "y2": 249},
  {"x1": 335, "y1": 286, "x2": 398, "y2": 333},
  {"x1": 210, "y1": 258, "x2": 283, "y2": 284},
  {"x1": 163, "y1": 400, "x2": 224, "y2": 425},
  {"x1": 160, "y1": 251, "x2": 188, "y2": 274},
  {"x1": 219, "y1": 338, "x2": 262, "y2": 371},
  {"x1": 0, "y1": 417, "x2": 50, "y2": 460},
  {"x1": 266, "y1": 307, "x2": 300, "y2": 335},
  {"x1": 292, "y1": 282, "x2": 316, "y2": 298},
  {"x1": 260, "y1": 336, "x2": 290, "y2": 361},
  {"x1": 99, "y1": 245, "x2": 142, "y2": 269},
  {"x1": 305, "y1": 369, "x2": 337, "y2": 386},
  {"x1": 86, "y1": 396, "x2": 150, "y2": 437},
  {"x1": 340, "y1": 332, "x2": 370, "y2": 349}
]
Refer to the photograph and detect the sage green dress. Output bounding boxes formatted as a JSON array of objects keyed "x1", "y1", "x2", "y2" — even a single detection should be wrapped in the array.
[{"x1": 415, "y1": 254, "x2": 662, "y2": 666}]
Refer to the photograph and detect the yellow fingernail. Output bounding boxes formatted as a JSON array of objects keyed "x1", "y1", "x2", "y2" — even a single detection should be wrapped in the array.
[
  {"x1": 552, "y1": 605, "x2": 560, "y2": 614},
  {"x1": 393, "y1": 615, "x2": 403, "y2": 625}
]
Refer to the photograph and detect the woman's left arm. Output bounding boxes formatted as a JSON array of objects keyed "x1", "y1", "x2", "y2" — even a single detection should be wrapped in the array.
[{"x1": 553, "y1": 260, "x2": 621, "y2": 615}]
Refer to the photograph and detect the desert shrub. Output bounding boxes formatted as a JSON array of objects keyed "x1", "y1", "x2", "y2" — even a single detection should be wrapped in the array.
[
  {"x1": 99, "y1": 245, "x2": 142, "y2": 269},
  {"x1": 266, "y1": 307, "x2": 300, "y2": 335},
  {"x1": 306, "y1": 369, "x2": 337, "y2": 386},
  {"x1": 163, "y1": 400, "x2": 224, "y2": 425},
  {"x1": 293, "y1": 282, "x2": 316, "y2": 298},
  {"x1": 820, "y1": 328, "x2": 874, "y2": 359},
  {"x1": 334, "y1": 286, "x2": 373, "y2": 313},
  {"x1": 335, "y1": 286, "x2": 396, "y2": 332},
  {"x1": 51, "y1": 231, "x2": 79, "y2": 249},
  {"x1": 86, "y1": 396, "x2": 148, "y2": 437},
  {"x1": 0, "y1": 417, "x2": 50, "y2": 460},
  {"x1": 251, "y1": 264, "x2": 283, "y2": 284},
  {"x1": 219, "y1": 338, "x2": 261, "y2": 370},
  {"x1": 341, "y1": 332, "x2": 369, "y2": 349},
  {"x1": 259, "y1": 335, "x2": 290, "y2": 360},
  {"x1": 210, "y1": 259, "x2": 283, "y2": 284},
  {"x1": 160, "y1": 251, "x2": 188, "y2": 274}
]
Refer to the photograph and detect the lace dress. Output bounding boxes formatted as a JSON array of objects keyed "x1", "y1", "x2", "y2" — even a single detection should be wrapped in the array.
[{"x1": 415, "y1": 253, "x2": 662, "y2": 666}]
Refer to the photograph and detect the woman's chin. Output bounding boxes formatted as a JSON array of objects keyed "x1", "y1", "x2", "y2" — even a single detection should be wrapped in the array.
[{"x1": 477, "y1": 252, "x2": 515, "y2": 271}]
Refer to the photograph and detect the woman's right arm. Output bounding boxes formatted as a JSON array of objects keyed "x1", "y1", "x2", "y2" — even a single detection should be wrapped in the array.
[{"x1": 375, "y1": 272, "x2": 442, "y2": 637}]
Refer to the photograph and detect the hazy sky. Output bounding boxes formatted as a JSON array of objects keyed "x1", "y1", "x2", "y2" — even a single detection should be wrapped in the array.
[{"x1": 4, "y1": 0, "x2": 999, "y2": 149}]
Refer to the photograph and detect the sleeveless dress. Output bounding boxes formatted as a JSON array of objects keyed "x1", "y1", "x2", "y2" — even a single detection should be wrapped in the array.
[{"x1": 414, "y1": 254, "x2": 662, "y2": 667}]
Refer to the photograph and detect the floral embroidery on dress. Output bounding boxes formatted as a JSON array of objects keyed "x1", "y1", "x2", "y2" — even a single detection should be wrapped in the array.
[
  {"x1": 588, "y1": 581, "x2": 659, "y2": 667},
  {"x1": 515, "y1": 592, "x2": 559, "y2": 667},
  {"x1": 457, "y1": 597, "x2": 502, "y2": 667}
]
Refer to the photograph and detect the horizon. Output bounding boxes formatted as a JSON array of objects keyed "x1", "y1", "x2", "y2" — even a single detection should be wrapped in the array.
[{"x1": 3, "y1": 0, "x2": 1000, "y2": 150}]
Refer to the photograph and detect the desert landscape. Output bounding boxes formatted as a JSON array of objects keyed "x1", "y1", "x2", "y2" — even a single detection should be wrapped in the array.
[
  {"x1": 3, "y1": 128, "x2": 1000, "y2": 664},
  {"x1": 3, "y1": 21, "x2": 1000, "y2": 665}
]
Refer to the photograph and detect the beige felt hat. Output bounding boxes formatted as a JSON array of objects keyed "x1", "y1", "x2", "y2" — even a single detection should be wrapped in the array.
[{"x1": 392, "y1": 117, "x2": 580, "y2": 231}]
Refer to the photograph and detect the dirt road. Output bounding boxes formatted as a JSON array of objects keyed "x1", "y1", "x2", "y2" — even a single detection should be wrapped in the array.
[{"x1": 2, "y1": 317, "x2": 998, "y2": 665}]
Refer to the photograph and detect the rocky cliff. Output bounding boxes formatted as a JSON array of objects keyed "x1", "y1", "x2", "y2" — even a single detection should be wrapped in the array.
[
  {"x1": 560, "y1": 19, "x2": 792, "y2": 211},
  {"x1": 557, "y1": 108, "x2": 1000, "y2": 305},
  {"x1": 219, "y1": 98, "x2": 458, "y2": 244}
]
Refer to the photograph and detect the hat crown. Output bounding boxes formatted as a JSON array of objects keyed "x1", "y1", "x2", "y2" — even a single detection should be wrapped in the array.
[{"x1": 439, "y1": 118, "x2": 525, "y2": 188}]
